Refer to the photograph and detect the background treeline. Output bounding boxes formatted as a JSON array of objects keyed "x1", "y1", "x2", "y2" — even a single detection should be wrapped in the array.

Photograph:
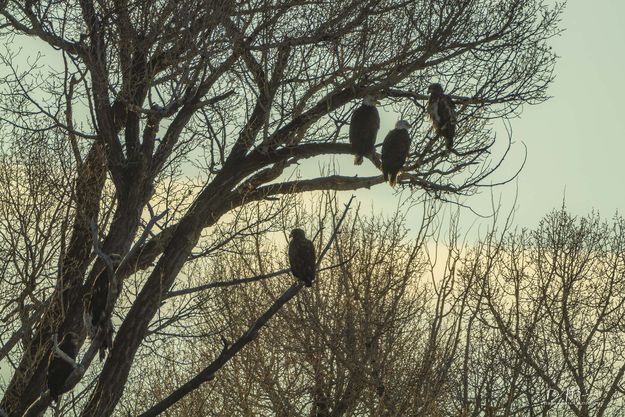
[{"x1": 105, "y1": 196, "x2": 625, "y2": 417}]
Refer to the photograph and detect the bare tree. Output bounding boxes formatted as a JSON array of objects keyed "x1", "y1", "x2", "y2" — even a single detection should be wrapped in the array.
[
  {"x1": 119, "y1": 196, "x2": 473, "y2": 417},
  {"x1": 0, "y1": 0, "x2": 561, "y2": 415},
  {"x1": 117, "y1": 205, "x2": 625, "y2": 417},
  {"x1": 459, "y1": 209, "x2": 625, "y2": 417}
]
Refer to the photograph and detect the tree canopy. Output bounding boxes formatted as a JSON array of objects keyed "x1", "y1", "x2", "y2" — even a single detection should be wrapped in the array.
[{"x1": 0, "y1": 1, "x2": 562, "y2": 416}]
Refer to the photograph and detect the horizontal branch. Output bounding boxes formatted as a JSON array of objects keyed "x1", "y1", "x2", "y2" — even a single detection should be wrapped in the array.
[
  {"x1": 166, "y1": 255, "x2": 357, "y2": 299},
  {"x1": 165, "y1": 268, "x2": 289, "y2": 298},
  {"x1": 117, "y1": 175, "x2": 378, "y2": 282},
  {"x1": 1, "y1": 8, "x2": 84, "y2": 55},
  {"x1": 249, "y1": 175, "x2": 384, "y2": 199}
]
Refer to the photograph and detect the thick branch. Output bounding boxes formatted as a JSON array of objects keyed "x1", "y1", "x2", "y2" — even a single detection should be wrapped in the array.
[
  {"x1": 249, "y1": 175, "x2": 383, "y2": 200},
  {"x1": 137, "y1": 281, "x2": 304, "y2": 417}
]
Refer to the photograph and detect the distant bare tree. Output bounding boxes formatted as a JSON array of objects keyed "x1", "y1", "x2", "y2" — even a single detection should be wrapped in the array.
[
  {"x1": 113, "y1": 207, "x2": 625, "y2": 417},
  {"x1": 119, "y1": 196, "x2": 475, "y2": 417},
  {"x1": 0, "y1": 0, "x2": 561, "y2": 415},
  {"x1": 461, "y1": 209, "x2": 625, "y2": 417}
]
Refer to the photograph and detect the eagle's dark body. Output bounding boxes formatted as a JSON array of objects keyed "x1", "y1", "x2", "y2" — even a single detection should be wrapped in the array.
[
  {"x1": 381, "y1": 124, "x2": 411, "y2": 187},
  {"x1": 47, "y1": 332, "x2": 79, "y2": 403},
  {"x1": 289, "y1": 229, "x2": 316, "y2": 287},
  {"x1": 427, "y1": 83, "x2": 456, "y2": 151},
  {"x1": 349, "y1": 100, "x2": 380, "y2": 165},
  {"x1": 84, "y1": 256, "x2": 120, "y2": 360},
  {"x1": 85, "y1": 268, "x2": 107, "y2": 336}
]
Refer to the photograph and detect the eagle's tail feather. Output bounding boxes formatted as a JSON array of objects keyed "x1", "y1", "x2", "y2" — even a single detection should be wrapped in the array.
[
  {"x1": 445, "y1": 135, "x2": 453, "y2": 152},
  {"x1": 389, "y1": 171, "x2": 398, "y2": 187},
  {"x1": 354, "y1": 155, "x2": 364, "y2": 165}
]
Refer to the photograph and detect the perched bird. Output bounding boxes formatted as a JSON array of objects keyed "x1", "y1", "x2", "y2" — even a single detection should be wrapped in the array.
[
  {"x1": 47, "y1": 332, "x2": 80, "y2": 403},
  {"x1": 289, "y1": 228, "x2": 316, "y2": 287},
  {"x1": 84, "y1": 254, "x2": 121, "y2": 360},
  {"x1": 110, "y1": 99, "x2": 127, "y2": 131},
  {"x1": 381, "y1": 120, "x2": 411, "y2": 187},
  {"x1": 349, "y1": 95, "x2": 380, "y2": 165},
  {"x1": 427, "y1": 83, "x2": 457, "y2": 152}
]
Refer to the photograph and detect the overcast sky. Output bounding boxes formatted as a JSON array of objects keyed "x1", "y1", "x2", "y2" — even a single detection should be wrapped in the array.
[
  {"x1": 496, "y1": 0, "x2": 625, "y2": 225},
  {"x1": 319, "y1": 0, "x2": 625, "y2": 236},
  {"x1": 7, "y1": 1, "x2": 623, "y2": 238}
]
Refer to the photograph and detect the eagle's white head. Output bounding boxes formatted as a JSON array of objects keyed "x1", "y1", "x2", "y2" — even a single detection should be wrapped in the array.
[
  {"x1": 363, "y1": 95, "x2": 379, "y2": 106},
  {"x1": 395, "y1": 120, "x2": 410, "y2": 131}
]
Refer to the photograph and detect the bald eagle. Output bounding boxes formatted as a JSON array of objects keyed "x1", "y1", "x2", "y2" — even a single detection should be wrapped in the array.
[
  {"x1": 381, "y1": 120, "x2": 411, "y2": 187},
  {"x1": 289, "y1": 229, "x2": 316, "y2": 287},
  {"x1": 84, "y1": 254, "x2": 121, "y2": 360},
  {"x1": 47, "y1": 332, "x2": 79, "y2": 403},
  {"x1": 427, "y1": 83, "x2": 457, "y2": 152},
  {"x1": 349, "y1": 96, "x2": 380, "y2": 165}
]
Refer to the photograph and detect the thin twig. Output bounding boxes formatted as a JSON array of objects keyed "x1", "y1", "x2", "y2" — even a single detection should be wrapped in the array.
[{"x1": 119, "y1": 209, "x2": 169, "y2": 271}]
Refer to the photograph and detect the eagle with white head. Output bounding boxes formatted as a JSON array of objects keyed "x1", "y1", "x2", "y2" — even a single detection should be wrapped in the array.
[
  {"x1": 349, "y1": 95, "x2": 380, "y2": 165},
  {"x1": 427, "y1": 83, "x2": 457, "y2": 152},
  {"x1": 288, "y1": 228, "x2": 316, "y2": 287},
  {"x1": 381, "y1": 120, "x2": 411, "y2": 187}
]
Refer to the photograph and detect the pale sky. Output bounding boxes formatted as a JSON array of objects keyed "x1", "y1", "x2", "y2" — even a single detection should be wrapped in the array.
[
  {"x1": 498, "y1": 0, "x2": 625, "y2": 225},
  {"x1": 6, "y1": 1, "x2": 623, "y2": 237},
  {"x1": 325, "y1": 0, "x2": 625, "y2": 235}
]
